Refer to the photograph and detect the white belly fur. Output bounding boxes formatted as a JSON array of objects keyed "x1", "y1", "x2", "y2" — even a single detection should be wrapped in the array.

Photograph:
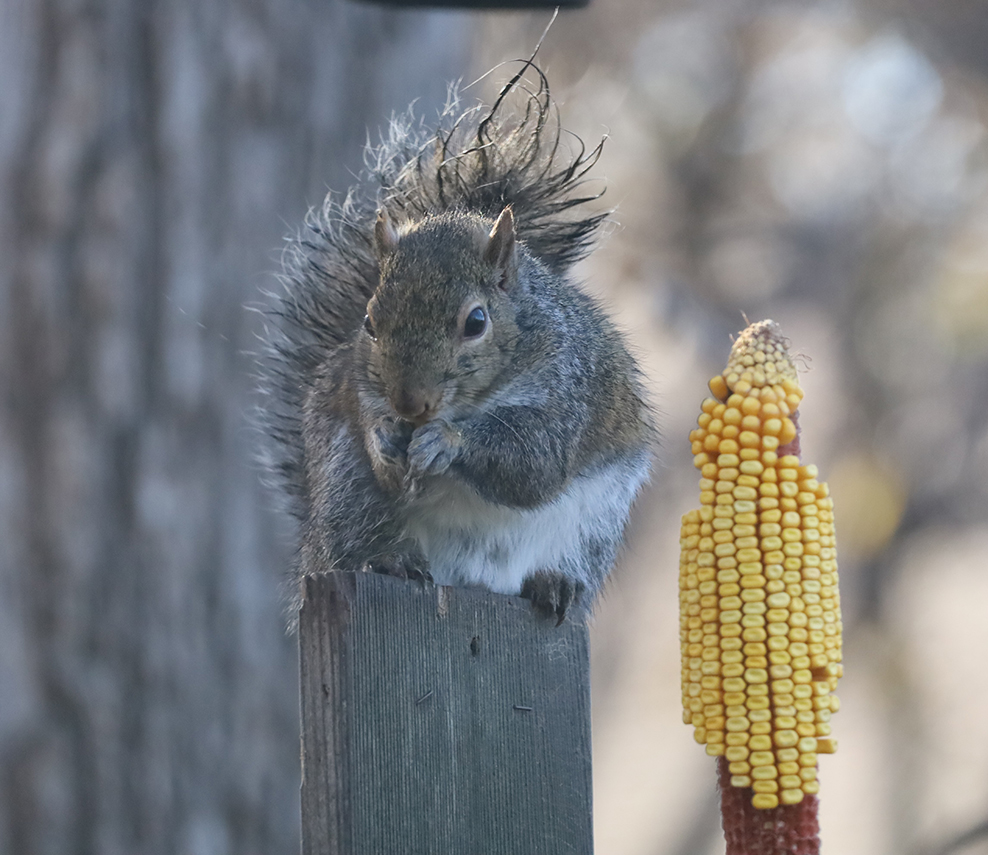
[{"x1": 401, "y1": 459, "x2": 646, "y2": 594}]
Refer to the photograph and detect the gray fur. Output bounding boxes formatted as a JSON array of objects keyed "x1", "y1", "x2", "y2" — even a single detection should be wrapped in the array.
[{"x1": 259, "y1": 66, "x2": 654, "y2": 623}]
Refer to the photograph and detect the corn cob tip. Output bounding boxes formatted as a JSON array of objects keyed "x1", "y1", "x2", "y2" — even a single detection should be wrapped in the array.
[{"x1": 708, "y1": 319, "x2": 802, "y2": 406}]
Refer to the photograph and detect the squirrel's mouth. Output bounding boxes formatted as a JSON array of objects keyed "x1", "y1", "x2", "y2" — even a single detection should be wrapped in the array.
[
  {"x1": 390, "y1": 403, "x2": 438, "y2": 429},
  {"x1": 389, "y1": 385, "x2": 448, "y2": 426}
]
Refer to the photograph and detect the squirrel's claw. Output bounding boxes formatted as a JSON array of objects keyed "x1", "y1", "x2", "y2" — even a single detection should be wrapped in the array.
[{"x1": 520, "y1": 571, "x2": 585, "y2": 626}]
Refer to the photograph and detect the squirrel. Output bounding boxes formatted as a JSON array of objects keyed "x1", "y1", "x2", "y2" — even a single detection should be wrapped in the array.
[{"x1": 260, "y1": 65, "x2": 654, "y2": 624}]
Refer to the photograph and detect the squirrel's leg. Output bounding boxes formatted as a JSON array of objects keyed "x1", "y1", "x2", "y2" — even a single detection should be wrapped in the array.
[
  {"x1": 521, "y1": 571, "x2": 586, "y2": 626},
  {"x1": 448, "y1": 405, "x2": 576, "y2": 508},
  {"x1": 519, "y1": 504, "x2": 627, "y2": 625},
  {"x1": 302, "y1": 400, "x2": 425, "y2": 578}
]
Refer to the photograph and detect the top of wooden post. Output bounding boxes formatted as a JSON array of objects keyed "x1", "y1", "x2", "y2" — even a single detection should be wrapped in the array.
[{"x1": 298, "y1": 571, "x2": 594, "y2": 855}]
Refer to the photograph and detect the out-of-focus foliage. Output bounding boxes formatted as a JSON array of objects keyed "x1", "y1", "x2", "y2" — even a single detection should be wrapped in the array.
[{"x1": 477, "y1": 4, "x2": 988, "y2": 854}]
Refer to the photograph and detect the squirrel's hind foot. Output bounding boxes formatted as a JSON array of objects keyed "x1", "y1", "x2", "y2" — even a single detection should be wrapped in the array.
[
  {"x1": 363, "y1": 545, "x2": 432, "y2": 585},
  {"x1": 521, "y1": 571, "x2": 586, "y2": 626}
]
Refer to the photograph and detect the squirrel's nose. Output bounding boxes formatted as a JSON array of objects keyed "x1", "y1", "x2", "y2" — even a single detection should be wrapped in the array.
[{"x1": 392, "y1": 388, "x2": 441, "y2": 423}]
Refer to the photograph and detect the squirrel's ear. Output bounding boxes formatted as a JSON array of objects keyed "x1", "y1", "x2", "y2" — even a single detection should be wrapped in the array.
[
  {"x1": 375, "y1": 208, "x2": 399, "y2": 257},
  {"x1": 485, "y1": 206, "x2": 517, "y2": 289}
]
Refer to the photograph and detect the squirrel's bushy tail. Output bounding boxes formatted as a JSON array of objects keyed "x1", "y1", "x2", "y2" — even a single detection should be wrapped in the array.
[{"x1": 260, "y1": 63, "x2": 607, "y2": 520}]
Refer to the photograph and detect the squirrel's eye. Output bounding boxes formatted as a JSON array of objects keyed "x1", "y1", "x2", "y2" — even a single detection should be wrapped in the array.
[
  {"x1": 363, "y1": 314, "x2": 377, "y2": 340},
  {"x1": 463, "y1": 306, "x2": 487, "y2": 339}
]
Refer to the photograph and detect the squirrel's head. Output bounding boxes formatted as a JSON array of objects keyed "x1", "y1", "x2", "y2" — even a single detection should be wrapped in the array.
[{"x1": 362, "y1": 207, "x2": 523, "y2": 425}]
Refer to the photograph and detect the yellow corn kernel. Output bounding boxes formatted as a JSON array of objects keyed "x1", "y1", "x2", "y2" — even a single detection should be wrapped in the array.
[{"x1": 680, "y1": 320, "x2": 842, "y2": 809}]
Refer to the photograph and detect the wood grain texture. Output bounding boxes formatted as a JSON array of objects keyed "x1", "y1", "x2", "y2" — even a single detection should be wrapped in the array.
[{"x1": 299, "y1": 572, "x2": 593, "y2": 855}]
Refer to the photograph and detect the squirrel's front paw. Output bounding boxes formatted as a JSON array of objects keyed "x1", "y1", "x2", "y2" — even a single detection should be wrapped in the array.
[
  {"x1": 521, "y1": 571, "x2": 586, "y2": 626},
  {"x1": 406, "y1": 420, "x2": 461, "y2": 479},
  {"x1": 368, "y1": 419, "x2": 413, "y2": 493},
  {"x1": 371, "y1": 419, "x2": 413, "y2": 464}
]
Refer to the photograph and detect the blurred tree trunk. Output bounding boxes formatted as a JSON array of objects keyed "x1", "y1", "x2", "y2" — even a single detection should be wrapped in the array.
[{"x1": 0, "y1": 1, "x2": 470, "y2": 852}]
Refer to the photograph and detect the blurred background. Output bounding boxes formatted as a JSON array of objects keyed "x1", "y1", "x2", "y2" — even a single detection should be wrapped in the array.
[{"x1": 2, "y1": 0, "x2": 987, "y2": 853}]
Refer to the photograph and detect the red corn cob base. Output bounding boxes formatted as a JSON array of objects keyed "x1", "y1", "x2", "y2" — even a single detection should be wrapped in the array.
[{"x1": 718, "y1": 756, "x2": 821, "y2": 855}]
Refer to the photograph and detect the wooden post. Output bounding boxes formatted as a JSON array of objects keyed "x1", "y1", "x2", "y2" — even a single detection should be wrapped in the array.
[{"x1": 298, "y1": 571, "x2": 594, "y2": 855}]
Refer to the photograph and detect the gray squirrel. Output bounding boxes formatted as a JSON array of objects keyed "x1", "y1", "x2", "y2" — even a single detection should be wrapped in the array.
[{"x1": 261, "y1": 66, "x2": 654, "y2": 623}]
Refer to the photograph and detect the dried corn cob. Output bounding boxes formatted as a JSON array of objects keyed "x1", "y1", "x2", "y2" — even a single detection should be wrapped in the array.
[{"x1": 679, "y1": 319, "x2": 842, "y2": 811}]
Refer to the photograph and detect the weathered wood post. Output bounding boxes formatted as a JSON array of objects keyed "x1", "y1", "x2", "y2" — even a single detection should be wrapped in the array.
[{"x1": 298, "y1": 571, "x2": 594, "y2": 854}]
